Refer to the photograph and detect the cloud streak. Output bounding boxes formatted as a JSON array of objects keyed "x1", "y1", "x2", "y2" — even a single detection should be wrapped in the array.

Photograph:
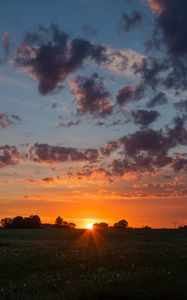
[{"x1": 0, "y1": 112, "x2": 22, "y2": 128}]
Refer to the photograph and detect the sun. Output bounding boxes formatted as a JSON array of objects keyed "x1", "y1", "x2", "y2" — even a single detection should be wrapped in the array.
[{"x1": 86, "y1": 223, "x2": 93, "y2": 230}]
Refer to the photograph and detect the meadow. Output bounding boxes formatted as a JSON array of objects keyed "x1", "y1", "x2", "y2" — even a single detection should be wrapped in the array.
[{"x1": 0, "y1": 228, "x2": 187, "y2": 300}]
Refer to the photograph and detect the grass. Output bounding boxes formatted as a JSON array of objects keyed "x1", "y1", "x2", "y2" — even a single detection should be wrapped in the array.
[{"x1": 0, "y1": 228, "x2": 187, "y2": 299}]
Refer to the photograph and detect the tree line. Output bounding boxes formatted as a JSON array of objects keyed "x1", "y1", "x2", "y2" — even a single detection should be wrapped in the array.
[
  {"x1": 93, "y1": 219, "x2": 128, "y2": 230},
  {"x1": 1, "y1": 215, "x2": 41, "y2": 229},
  {"x1": 1, "y1": 215, "x2": 129, "y2": 230}
]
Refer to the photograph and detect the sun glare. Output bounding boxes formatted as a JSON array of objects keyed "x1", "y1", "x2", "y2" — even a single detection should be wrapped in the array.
[{"x1": 86, "y1": 223, "x2": 93, "y2": 230}]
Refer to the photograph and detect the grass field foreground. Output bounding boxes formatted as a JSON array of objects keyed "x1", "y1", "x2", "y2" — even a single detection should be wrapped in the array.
[{"x1": 0, "y1": 228, "x2": 187, "y2": 300}]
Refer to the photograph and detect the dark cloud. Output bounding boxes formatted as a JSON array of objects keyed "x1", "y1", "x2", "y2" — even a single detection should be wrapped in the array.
[
  {"x1": 82, "y1": 24, "x2": 98, "y2": 36},
  {"x1": 162, "y1": 59, "x2": 187, "y2": 91},
  {"x1": 70, "y1": 73, "x2": 113, "y2": 116},
  {"x1": 42, "y1": 177, "x2": 54, "y2": 182},
  {"x1": 16, "y1": 24, "x2": 106, "y2": 95},
  {"x1": 132, "y1": 109, "x2": 160, "y2": 127},
  {"x1": 121, "y1": 129, "x2": 168, "y2": 156},
  {"x1": 29, "y1": 143, "x2": 99, "y2": 163},
  {"x1": 167, "y1": 117, "x2": 187, "y2": 146},
  {"x1": 110, "y1": 159, "x2": 138, "y2": 176},
  {"x1": 149, "y1": 0, "x2": 187, "y2": 56},
  {"x1": 104, "y1": 119, "x2": 187, "y2": 176},
  {"x1": 116, "y1": 85, "x2": 135, "y2": 105},
  {"x1": 0, "y1": 145, "x2": 22, "y2": 168},
  {"x1": 172, "y1": 157, "x2": 187, "y2": 172},
  {"x1": 58, "y1": 120, "x2": 81, "y2": 128},
  {"x1": 148, "y1": 92, "x2": 167, "y2": 108},
  {"x1": 122, "y1": 120, "x2": 187, "y2": 158},
  {"x1": 94, "y1": 119, "x2": 122, "y2": 127},
  {"x1": 118, "y1": 10, "x2": 142, "y2": 32},
  {"x1": 0, "y1": 112, "x2": 22, "y2": 128},
  {"x1": 134, "y1": 55, "x2": 187, "y2": 93},
  {"x1": 135, "y1": 57, "x2": 169, "y2": 90}
]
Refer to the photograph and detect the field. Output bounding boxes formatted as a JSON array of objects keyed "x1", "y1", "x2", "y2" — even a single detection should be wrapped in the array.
[{"x1": 0, "y1": 228, "x2": 187, "y2": 300}]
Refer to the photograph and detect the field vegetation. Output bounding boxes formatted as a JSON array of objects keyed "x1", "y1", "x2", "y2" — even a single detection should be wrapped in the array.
[{"x1": 0, "y1": 228, "x2": 187, "y2": 300}]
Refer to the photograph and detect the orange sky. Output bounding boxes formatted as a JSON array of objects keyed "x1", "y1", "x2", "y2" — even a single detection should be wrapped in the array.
[{"x1": 1, "y1": 163, "x2": 187, "y2": 228}]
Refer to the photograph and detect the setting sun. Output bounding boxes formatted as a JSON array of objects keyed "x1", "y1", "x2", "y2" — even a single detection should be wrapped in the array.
[{"x1": 86, "y1": 223, "x2": 93, "y2": 230}]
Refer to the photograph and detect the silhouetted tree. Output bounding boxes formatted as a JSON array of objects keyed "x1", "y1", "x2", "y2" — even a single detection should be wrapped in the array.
[
  {"x1": 54, "y1": 217, "x2": 77, "y2": 229},
  {"x1": 93, "y1": 222, "x2": 108, "y2": 230},
  {"x1": 55, "y1": 216, "x2": 63, "y2": 228},
  {"x1": 1, "y1": 218, "x2": 13, "y2": 229},
  {"x1": 27, "y1": 215, "x2": 41, "y2": 228},
  {"x1": 1, "y1": 215, "x2": 41, "y2": 229},
  {"x1": 12, "y1": 216, "x2": 24, "y2": 228},
  {"x1": 62, "y1": 221, "x2": 70, "y2": 229},
  {"x1": 143, "y1": 225, "x2": 152, "y2": 230},
  {"x1": 114, "y1": 219, "x2": 128, "y2": 229}
]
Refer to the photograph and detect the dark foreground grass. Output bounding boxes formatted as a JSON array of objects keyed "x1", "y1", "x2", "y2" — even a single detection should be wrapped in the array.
[{"x1": 0, "y1": 228, "x2": 187, "y2": 300}]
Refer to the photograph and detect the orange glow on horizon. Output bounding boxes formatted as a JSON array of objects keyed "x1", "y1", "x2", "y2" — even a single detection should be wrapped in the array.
[{"x1": 86, "y1": 223, "x2": 93, "y2": 230}]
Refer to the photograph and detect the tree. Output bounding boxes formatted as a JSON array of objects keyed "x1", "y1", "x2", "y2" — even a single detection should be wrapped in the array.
[
  {"x1": 143, "y1": 225, "x2": 152, "y2": 230},
  {"x1": 12, "y1": 216, "x2": 24, "y2": 228},
  {"x1": 114, "y1": 219, "x2": 128, "y2": 229},
  {"x1": 1, "y1": 215, "x2": 41, "y2": 229},
  {"x1": 27, "y1": 215, "x2": 41, "y2": 228},
  {"x1": 1, "y1": 218, "x2": 13, "y2": 229},
  {"x1": 55, "y1": 216, "x2": 63, "y2": 228}
]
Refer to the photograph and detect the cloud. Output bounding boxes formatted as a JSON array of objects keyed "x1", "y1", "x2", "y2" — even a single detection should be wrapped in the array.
[
  {"x1": 147, "y1": 0, "x2": 165, "y2": 13},
  {"x1": 167, "y1": 117, "x2": 187, "y2": 146},
  {"x1": 57, "y1": 120, "x2": 81, "y2": 128},
  {"x1": 162, "y1": 59, "x2": 187, "y2": 91},
  {"x1": 131, "y1": 109, "x2": 160, "y2": 127},
  {"x1": 0, "y1": 112, "x2": 22, "y2": 128},
  {"x1": 102, "y1": 47, "x2": 144, "y2": 76},
  {"x1": 103, "y1": 119, "x2": 187, "y2": 176},
  {"x1": 70, "y1": 73, "x2": 113, "y2": 116},
  {"x1": 29, "y1": 143, "x2": 99, "y2": 163},
  {"x1": 0, "y1": 145, "x2": 23, "y2": 168},
  {"x1": 116, "y1": 85, "x2": 135, "y2": 105},
  {"x1": 121, "y1": 120, "x2": 187, "y2": 158},
  {"x1": 147, "y1": 92, "x2": 167, "y2": 108},
  {"x1": 118, "y1": 10, "x2": 142, "y2": 32},
  {"x1": 16, "y1": 23, "x2": 106, "y2": 95},
  {"x1": 116, "y1": 82, "x2": 145, "y2": 105},
  {"x1": 134, "y1": 54, "x2": 187, "y2": 94},
  {"x1": 134, "y1": 57, "x2": 168, "y2": 90},
  {"x1": 172, "y1": 156, "x2": 187, "y2": 172},
  {"x1": 121, "y1": 129, "x2": 168, "y2": 156},
  {"x1": 148, "y1": 0, "x2": 187, "y2": 56},
  {"x1": 12, "y1": 24, "x2": 145, "y2": 97},
  {"x1": 100, "y1": 141, "x2": 119, "y2": 156},
  {"x1": 94, "y1": 119, "x2": 122, "y2": 127}
]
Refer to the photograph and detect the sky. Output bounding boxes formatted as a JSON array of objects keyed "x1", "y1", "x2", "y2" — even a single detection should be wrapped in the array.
[{"x1": 0, "y1": 0, "x2": 187, "y2": 228}]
